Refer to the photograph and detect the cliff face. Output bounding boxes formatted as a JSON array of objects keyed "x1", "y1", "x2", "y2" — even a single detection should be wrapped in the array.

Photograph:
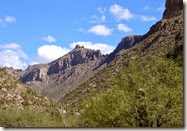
[
  {"x1": 114, "y1": 35, "x2": 142, "y2": 53},
  {"x1": 47, "y1": 45, "x2": 102, "y2": 75},
  {"x1": 163, "y1": 0, "x2": 183, "y2": 19},
  {"x1": 101, "y1": 35, "x2": 142, "y2": 64},
  {"x1": 143, "y1": 0, "x2": 183, "y2": 39},
  {"x1": 18, "y1": 45, "x2": 104, "y2": 101}
]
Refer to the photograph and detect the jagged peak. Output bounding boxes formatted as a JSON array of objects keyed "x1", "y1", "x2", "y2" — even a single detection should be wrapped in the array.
[
  {"x1": 121, "y1": 35, "x2": 142, "y2": 42},
  {"x1": 75, "y1": 44, "x2": 84, "y2": 49},
  {"x1": 163, "y1": 0, "x2": 183, "y2": 19}
]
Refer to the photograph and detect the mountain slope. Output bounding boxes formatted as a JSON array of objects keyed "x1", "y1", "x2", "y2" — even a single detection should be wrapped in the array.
[
  {"x1": 0, "y1": 68, "x2": 65, "y2": 127},
  {"x1": 59, "y1": 0, "x2": 183, "y2": 127},
  {"x1": 0, "y1": 68, "x2": 51, "y2": 109},
  {"x1": 60, "y1": 0, "x2": 183, "y2": 106},
  {"x1": 4, "y1": 33, "x2": 144, "y2": 102},
  {"x1": 14, "y1": 45, "x2": 106, "y2": 101}
]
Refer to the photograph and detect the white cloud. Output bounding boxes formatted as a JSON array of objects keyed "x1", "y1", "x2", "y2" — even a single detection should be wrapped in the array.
[
  {"x1": 88, "y1": 25, "x2": 113, "y2": 36},
  {"x1": 42, "y1": 35, "x2": 56, "y2": 43},
  {"x1": 0, "y1": 16, "x2": 16, "y2": 27},
  {"x1": 109, "y1": 4, "x2": 134, "y2": 21},
  {"x1": 90, "y1": 7, "x2": 107, "y2": 24},
  {"x1": 0, "y1": 43, "x2": 21, "y2": 49},
  {"x1": 70, "y1": 41, "x2": 115, "y2": 54},
  {"x1": 117, "y1": 23, "x2": 132, "y2": 32},
  {"x1": 97, "y1": 7, "x2": 106, "y2": 14},
  {"x1": 140, "y1": 15, "x2": 157, "y2": 22},
  {"x1": 37, "y1": 45, "x2": 70, "y2": 62},
  {"x1": 90, "y1": 15, "x2": 106, "y2": 24},
  {"x1": 4, "y1": 16, "x2": 16, "y2": 23},
  {"x1": 0, "y1": 43, "x2": 28, "y2": 69}
]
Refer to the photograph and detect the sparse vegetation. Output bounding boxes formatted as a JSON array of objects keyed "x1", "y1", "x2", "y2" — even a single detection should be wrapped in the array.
[{"x1": 0, "y1": 0, "x2": 183, "y2": 127}]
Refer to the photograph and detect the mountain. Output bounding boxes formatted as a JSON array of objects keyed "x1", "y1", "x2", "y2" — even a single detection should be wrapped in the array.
[
  {"x1": 16, "y1": 35, "x2": 144, "y2": 101},
  {"x1": 61, "y1": 0, "x2": 183, "y2": 106},
  {"x1": 11, "y1": 45, "x2": 105, "y2": 101},
  {"x1": 4, "y1": 34, "x2": 143, "y2": 103},
  {"x1": 59, "y1": 0, "x2": 183, "y2": 127}
]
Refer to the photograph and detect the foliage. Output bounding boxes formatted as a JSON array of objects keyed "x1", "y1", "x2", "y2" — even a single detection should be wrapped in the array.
[
  {"x1": 0, "y1": 108, "x2": 64, "y2": 127},
  {"x1": 78, "y1": 56, "x2": 183, "y2": 127}
]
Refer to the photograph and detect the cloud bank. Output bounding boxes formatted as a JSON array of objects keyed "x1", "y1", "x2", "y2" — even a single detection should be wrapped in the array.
[
  {"x1": 37, "y1": 45, "x2": 70, "y2": 62},
  {"x1": 88, "y1": 25, "x2": 113, "y2": 36},
  {"x1": 0, "y1": 43, "x2": 28, "y2": 69}
]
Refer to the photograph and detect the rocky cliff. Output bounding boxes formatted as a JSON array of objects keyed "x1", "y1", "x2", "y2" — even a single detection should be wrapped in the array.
[
  {"x1": 101, "y1": 35, "x2": 142, "y2": 64},
  {"x1": 17, "y1": 45, "x2": 105, "y2": 101},
  {"x1": 115, "y1": 35, "x2": 142, "y2": 53},
  {"x1": 163, "y1": 0, "x2": 183, "y2": 19},
  {"x1": 144, "y1": 0, "x2": 183, "y2": 38},
  {"x1": 47, "y1": 45, "x2": 102, "y2": 75}
]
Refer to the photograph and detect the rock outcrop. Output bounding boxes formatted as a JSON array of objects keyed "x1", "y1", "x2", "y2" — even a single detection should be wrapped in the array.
[
  {"x1": 20, "y1": 66, "x2": 48, "y2": 83},
  {"x1": 115, "y1": 35, "x2": 142, "y2": 53},
  {"x1": 163, "y1": 0, "x2": 183, "y2": 19},
  {"x1": 143, "y1": 0, "x2": 183, "y2": 39},
  {"x1": 101, "y1": 35, "x2": 142, "y2": 64},
  {"x1": 47, "y1": 45, "x2": 102, "y2": 75},
  {"x1": 3, "y1": 67, "x2": 23, "y2": 79},
  {"x1": 18, "y1": 45, "x2": 105, "y2": 101}
]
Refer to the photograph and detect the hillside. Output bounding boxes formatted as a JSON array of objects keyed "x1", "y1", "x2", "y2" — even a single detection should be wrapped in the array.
[
  {"x1": 0, "y1": 68, "x2": 66, "y2": 127},
  {"x1": 59, "y1": 0, "x2": 184, "y2": 127}
]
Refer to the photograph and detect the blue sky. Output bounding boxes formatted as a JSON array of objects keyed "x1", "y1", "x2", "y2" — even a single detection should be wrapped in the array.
[{"x1": 0, "y1": 0, "x2": 165, "y2": 69}]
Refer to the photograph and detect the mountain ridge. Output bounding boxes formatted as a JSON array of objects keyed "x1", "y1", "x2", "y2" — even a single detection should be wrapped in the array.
[
  {"x1": 11, "y1": 45, "x2": 106, "y2": 101},
  {"x1": 5, "y1": 33, "x2": 145, "y2": 101},
  {"x1": 56, "y1": 0, "x2": 183, "y2": 127},
  {"x1": 60, "y1": 0, "x2": 183, "y2": 108}
]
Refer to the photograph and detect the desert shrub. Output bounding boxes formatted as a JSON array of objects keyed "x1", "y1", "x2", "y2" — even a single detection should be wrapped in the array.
[
  {"x1": 0, "y1": 108, "x2": 64, "y2": 127},
  {"x1": 79, "y1": 56, "x2": 183, "y2": 127}
]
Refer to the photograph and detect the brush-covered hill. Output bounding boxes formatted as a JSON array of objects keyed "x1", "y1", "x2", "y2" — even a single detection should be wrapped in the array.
[
  {"x1": 59, "y1": 0, "x2": 184, "y2": 127},
  {"x1": 0, "y1": 68, "x2": 66, "y2": 127}
]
